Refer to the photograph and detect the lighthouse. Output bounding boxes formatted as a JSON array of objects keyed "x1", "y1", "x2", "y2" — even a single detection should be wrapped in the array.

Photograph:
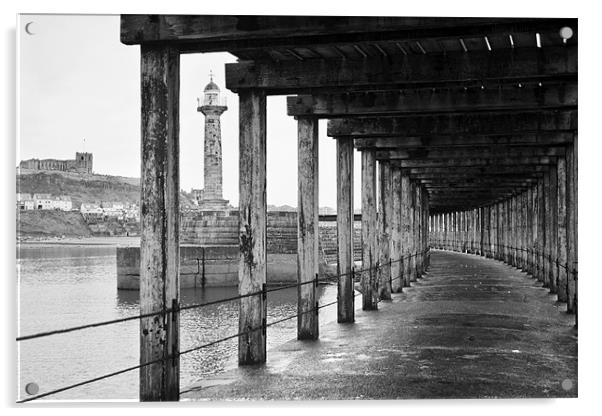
[{"x1": 197, "y1": 72, "x2": 229, "y2": 211}]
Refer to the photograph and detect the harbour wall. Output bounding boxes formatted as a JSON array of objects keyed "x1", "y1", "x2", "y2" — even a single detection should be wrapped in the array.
[{"x1": 117, "y1": 210, "x2": 362, "y2": 290}]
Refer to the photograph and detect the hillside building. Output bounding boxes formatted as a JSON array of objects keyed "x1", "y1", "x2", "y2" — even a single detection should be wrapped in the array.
[{"x1": 19, "y1": 152, "x2": 93, "y2": 174}]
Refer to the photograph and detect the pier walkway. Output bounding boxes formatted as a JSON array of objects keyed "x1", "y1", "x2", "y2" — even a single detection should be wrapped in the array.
[{"x1": 183, "y1": 250, "x2": 577, "y2": 400}]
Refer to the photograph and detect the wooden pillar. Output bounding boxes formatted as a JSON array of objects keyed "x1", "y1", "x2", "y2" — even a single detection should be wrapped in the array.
[
  {"x1": 472, "y1": 209, "x2": 477, "y2": 254},
  {"x1": 297, "y1": 117, "x2": 319, "y2": 339},
  {"x1": 361, "y1": 150, "x2": 378, "y2": 309},
  {"x1": 410, "y1": 181, "x2": 418, "y2": 281},
  {"x1": 557, "y1": 156, "x2": 568, "y2": 303},
  {"x1": 464, "y1": 210, "x2": 472, "y2": 253},
  {"x1": 504, "y1": 198, "x2": 512, "y2": 264},
  {"x1": 422, "y1": 185, "x2": 430, "y2": 266},
  {"x1": 512, "y1": 195, "x2": 518, "y2": 267},
  {"x1": 443, "y1": 212, "x2": 448, "y2": 251},
  {"x1": 484, "y1": 207, "x2": 489, "y2": 257},
  {"x1": 489, "y1": 204, "x2": 497, "y2": 259},
  {"x1": 514, "y1": 194, "x2": 523, "y2": 269},
  {"x1": 543, "y1": 173, "x2": 552, "y2": 287},
  {"x1": 453, "y1": 211, "x2": 457, "y2": 252},
  {"x1": 401, "y1": 173, "x2": 412, "y2": 287},
  {"x1": 521, "y1": 191, "x2": 529, "y2": 272},
  {"x1": 238, "y1": 89, "x2": 267, "y2": 364},
  {"x1": 531, "y1": 186, "x2": 538, "y2": 276},
  {"x1": 548, "y1": 166, "x2": 558, "y2": 293},
  {"x1": 497, "y1": 202, "x2": 506, "y2": 261},
  {"x1": 378, "y1": 161, "x2": 392, "y2": 300},
  {"x1": 336, "y1": 138, "x2": 354, "y2": 323},
  {"x1": 462, "y1": 210, "x2": 465, "y2": 252},
  {"x1": 526, "y1": 188, "x2": 533, "y2": 274},
  {"x1": 390, "y1": 167, "x2": 403, "y2": 293},
  {"x1": 415, "y1": 182, "x2": 424, "y2": 277},
  {"x1": 442, "y1": 212, "x2": 446, "y2": 250},
  {"x1": 537, "y1": 179, "x2": 546, "y2": 283},
  {"x1": 139, "y1": 44, "x2": 180, "y2": 401},
  {"x1": 567, "y1": 136, "x2": 577, "y2": 314},
  {"x1": 435, "y1": 214, "x2": 439, "y2": 249},
  {"x1": 479, "y1": 208, "x2": 483, "y2": 256},
  {"x1": 451, "y1": 211, "x2": 455, "y2": 252}
]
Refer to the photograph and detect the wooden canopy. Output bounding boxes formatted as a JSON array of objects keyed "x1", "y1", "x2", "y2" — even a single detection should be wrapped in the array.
[{"x1": 121, "y1": 14, "x2": 577, "y2": 213}]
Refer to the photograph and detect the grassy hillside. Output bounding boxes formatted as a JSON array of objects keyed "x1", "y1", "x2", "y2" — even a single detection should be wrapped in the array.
[
  {"x1": 16, "y1": 170, "x2": 197, "y2": 208},
  {"x1": 17, "y1": 210, "x2": 92, "y2": 238},
  {"x1": 16, "y1": 170, "x2": 199, "y2": 238},
  {"x1": 17, "y1": 170, "x2": 141, "y2": 208}
]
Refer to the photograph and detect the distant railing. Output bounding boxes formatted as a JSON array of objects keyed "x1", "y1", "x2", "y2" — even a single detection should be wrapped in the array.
[
  {"x1": 16, "y1": 248, "x2": 430, "y2": 402},
  {"x1": 429, "y1": 239, "x2": 578, "y2": 285}
]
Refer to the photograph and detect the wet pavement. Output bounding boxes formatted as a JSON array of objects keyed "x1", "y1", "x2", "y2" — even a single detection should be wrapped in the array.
[{"x1": 182, "y1": 250, "x2": 577, "y2": 400}]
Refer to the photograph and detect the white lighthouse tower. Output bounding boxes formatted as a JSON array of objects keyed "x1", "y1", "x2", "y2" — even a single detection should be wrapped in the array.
[{"x1": 197, "y1": 71, "x2": 229, "y2": 211}]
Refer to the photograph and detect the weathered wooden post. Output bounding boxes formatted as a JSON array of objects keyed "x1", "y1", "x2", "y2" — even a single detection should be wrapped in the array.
[
  {"x1": 468, "y1": 211, "x2": 472, "y2": 254},
  {"x1": 450, "y1": 211, "x2": 454, "y2": 251},
  {"x1": 543, "y1": 172, "x2": 552, "y2": 288},
  {"x1": 390, "y1": 167, "x2": 403, "y2": 293},
  {"x1": 531, "y1": 185, "x2": 538, "y2": 276},
  {"x1": 531, "y1": 189, "x2": 537, "y2": 272},
  {"x1": 401, "y1": 173, "x2": 412, "y2": 286},
  {"x1": 409, "y1": 181, "x2": 418, "y2": 281},
  {"x1": 473, "y1": 208, "x2": 477, "y2": 254},
  {"x1": 361, "y1": 150, "x2": 379, "y2": 309},
  {"x1": 484, "y1": 205, "x2": 491, "y2": 258},
  {"x1": 416, "y1": 185, "x2": 423, "y2": 275},
  {"x1": 537, "y1": 179, "x2": 546, "y2": 283},
  {"x1": 336, "y1": 138, "x2": 355, "y2": 322},
  {"x1": 504, "y1": 201, "x2": 510, "y2": 262},
  {"x1": 422, "y1": 185, "x2": 431, "y2": 266},
  {"x1": 557, "y1": 155, "x2": 568, "y2": 303},
  {"x1": 566, "y1": 136, "x2": 577, "y2": 314},
  {"x1": 548, "y1": 166, "x2": 558, "y2": 294},
  {"x1": 139, "y1": 44, "x2": 180, "y2": 401},
  {"x1": 497, "y1": 202, "x2": 505, "y2": 261},
  {"x1": 238, "y1": 89, "x2": 267, "y2": 363},
  {"x1": 378, "y1": 161, "x2": 392, "y2": 300},
  {"x1": 442, "y1": 212, "x2": 446, "y2": 250},
  {"x1": 525, "y1": 187, "x2": 533, "y2": 275},
  {"x1": 511, "y1": 195, "x2": 518, "y2": 267},
  {"x1": 572, "y1": 134, "x2": 578, "y2": 317},
  {"x1": 516, "y1": 195, "x2": 522, "y2": 269},
  {"x1": 521, "y1": 191, "x2": 529, "y2": 272},
  {"x1": 459, "y1": 210, "x2": 464, "y2": 252},
  {"x1": 297, "y1": 117, "x2": 320, "y2": 339},
  {"x1": 491, "y1": 205, "x2": 495, "y2": 258}
]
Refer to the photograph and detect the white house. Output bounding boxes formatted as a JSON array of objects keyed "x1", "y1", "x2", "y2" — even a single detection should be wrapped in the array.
[
  {"x1": 80, "y1": 203, "x2": 103, "y2": 216},
  {"x1": 17, "y1": 199, "x2": 35, "y2": 210}
]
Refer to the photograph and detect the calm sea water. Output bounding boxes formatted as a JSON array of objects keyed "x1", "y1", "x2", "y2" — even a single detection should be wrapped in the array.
[{"x1": 17, "y1": 244, "x2": 339, "y2": 401}]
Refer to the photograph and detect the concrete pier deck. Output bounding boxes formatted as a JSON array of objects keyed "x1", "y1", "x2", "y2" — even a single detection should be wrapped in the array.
[{"x1": 182, "y1": 250, "x2": 577, "y2": 400}]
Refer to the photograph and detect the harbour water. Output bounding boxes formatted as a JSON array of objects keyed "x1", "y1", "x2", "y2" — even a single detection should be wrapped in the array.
[{"x1": 17, "y1": 243, "x2": 339, "y2": 401}]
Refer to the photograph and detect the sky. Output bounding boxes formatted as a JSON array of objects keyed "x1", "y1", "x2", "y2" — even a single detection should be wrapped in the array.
[{"x1": 18, "y1": 14, "x2": 364, "y2": 208}]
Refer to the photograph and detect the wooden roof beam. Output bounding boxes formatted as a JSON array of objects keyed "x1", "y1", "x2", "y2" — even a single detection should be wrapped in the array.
[
  {"x1": 120, "y1": 15, "x2": 577, "y2": 53},
  {"x1": 376, "y1": 146, "x2": 565, "y2": 160},
  {"x1": 226, "y1": 45, "x2": 576, "y2": 94},
  {"x1": 352, "y1": 133, "x2": 574, "y2": 149},
  {"x1": 394, "y1": 156, "x2": 556, "y2": 168},
  {"x1": 287, "y1": 82, "x2": 576, "y2": 117},
  {"x1": 327, "y1": 110, "x2": 577, "y2": 137}
]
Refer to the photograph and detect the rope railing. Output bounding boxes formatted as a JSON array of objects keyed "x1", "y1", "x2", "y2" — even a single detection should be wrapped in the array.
[{"x1": 17, "y1": 248, "x2": 430, "y2": 403}]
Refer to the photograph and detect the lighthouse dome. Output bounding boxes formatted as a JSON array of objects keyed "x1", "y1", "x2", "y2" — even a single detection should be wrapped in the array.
[
  {"x1": 204, "y1": 81, "x2": 220, "y2": 92},
  {"x1": 200, "y1": 71, "x2": 227, "y2": 108}
]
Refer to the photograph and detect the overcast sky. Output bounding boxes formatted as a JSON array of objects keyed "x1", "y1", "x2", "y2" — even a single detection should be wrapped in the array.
[{"x1": 18, "y1": 14, "x2": 364, "y2": 208}]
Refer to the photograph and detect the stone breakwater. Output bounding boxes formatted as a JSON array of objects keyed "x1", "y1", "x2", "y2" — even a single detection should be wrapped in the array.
[{"x1": 117, "y1": 211, "x2": 362, "y2": 289}]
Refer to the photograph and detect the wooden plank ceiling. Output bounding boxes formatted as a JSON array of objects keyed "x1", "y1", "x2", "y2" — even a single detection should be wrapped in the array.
[{"x1": 121, "y1": 15, "x2": 578, "y2": 213}]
